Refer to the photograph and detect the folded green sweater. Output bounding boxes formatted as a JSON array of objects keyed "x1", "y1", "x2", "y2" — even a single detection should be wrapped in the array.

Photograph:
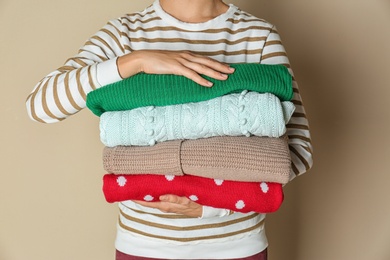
[{"x1": 86, "y1": 63, "x2": 293, "y2": 116}]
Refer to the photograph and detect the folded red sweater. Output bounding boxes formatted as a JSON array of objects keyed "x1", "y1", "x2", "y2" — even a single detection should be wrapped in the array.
[{"x1": 103, "y1": 174, "x2": 283, "y2": 213}]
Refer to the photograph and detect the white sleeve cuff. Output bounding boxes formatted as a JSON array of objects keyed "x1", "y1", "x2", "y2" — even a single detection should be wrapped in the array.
[
  {"x1": 95, "y1": 57, "x2": 123, "y2": 87},
  {"x1": 200, "y1": 206, "x2": 231, "y2": 219}
]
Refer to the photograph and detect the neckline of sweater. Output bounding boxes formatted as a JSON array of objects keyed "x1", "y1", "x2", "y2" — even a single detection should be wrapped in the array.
[{"x1": 153, "y1": 0, "x2": 238, "y2": 31}]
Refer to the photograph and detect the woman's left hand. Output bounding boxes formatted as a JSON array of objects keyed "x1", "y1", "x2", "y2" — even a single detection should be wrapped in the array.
[{"x1": 133, "y1": 194, "x2": 202, "y2": 218}]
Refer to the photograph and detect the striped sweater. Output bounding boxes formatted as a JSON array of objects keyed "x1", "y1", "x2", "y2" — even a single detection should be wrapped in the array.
[{"x1": 26, "y1": 1, "x2": 313, "y2": 258}]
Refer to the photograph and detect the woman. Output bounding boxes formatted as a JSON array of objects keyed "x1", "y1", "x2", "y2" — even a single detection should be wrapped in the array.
[{"x1": 26, "y1": 0, "x2": 313, "y2": 259}]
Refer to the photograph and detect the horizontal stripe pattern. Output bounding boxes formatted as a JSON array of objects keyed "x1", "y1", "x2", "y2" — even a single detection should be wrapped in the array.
[
  {"x1": 26, "y1": 0, "x2": 313, "y2": 182},
  {"x1": 26, "y1": 6, "x2": 285, "y2": 123},
  {"x1": 26, "y1": 1, "x2": 313, "y2": 250},
  {"x1": 260, "y1": 28, "x2": 313, "y2": 179},
  {"x1": 118, "y1": 202, "x2": 265, "y2": 243}
]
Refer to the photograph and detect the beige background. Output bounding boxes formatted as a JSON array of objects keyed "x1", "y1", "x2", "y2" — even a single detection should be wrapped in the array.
[{"x1": 1, "y1": 0, "x2": 390, "y2": 259}]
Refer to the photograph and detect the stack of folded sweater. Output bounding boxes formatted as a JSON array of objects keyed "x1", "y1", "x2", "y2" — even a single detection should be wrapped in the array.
[{"x1": 86, "y1": 63, "x2": 295, "y2": 213}]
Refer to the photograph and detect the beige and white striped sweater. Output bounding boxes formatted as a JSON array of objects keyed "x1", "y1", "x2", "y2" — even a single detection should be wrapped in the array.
[{"x1": 26, "y1": 1, "x2": 313, "y2": 258}]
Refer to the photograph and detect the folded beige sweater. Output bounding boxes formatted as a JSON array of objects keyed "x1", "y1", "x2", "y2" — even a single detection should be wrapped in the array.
[{"x1": 103, "y1": 135, "x2": 291, "y2": 184}]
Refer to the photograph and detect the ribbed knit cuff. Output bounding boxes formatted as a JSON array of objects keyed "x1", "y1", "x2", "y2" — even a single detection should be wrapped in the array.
[
  {"x1": 103, "y1": 141, "x2": 183, "y2": 175},
  {"x1": 96, "y1": 57, "x2": 122, "y2": 87}
]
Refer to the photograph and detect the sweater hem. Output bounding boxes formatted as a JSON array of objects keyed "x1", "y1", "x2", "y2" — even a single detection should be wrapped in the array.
[{"x1": 115, "y1": 224, "x2": 268, "y2": 259}]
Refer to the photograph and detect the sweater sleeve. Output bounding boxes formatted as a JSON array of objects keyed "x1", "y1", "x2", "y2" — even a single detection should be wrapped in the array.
[
  {"x1": 25, "y1": 19, "x2": 125, "y2": 123},
  {"x1": 260, "y1": 26, "x2": 313, "y2": 180}
]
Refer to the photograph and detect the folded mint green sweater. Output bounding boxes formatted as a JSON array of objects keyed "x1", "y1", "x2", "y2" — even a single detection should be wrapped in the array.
[
  {"x1": 100, "y1": 92, "x2": 295, "y2": 147},
  {"x1": 86, "y1": 64, "x2": 293, "y2": 116}
]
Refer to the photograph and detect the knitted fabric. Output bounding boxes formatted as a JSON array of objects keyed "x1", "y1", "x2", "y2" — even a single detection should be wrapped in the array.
[
  {"x1": 103, "y1": 174, "x2": 283, "y2": 213},
  {"x1": 86, "y1": 63, "x2": 293, "y2": 116},
  {"x1": 103, "y1": 140, "x2": 183, "y2": 176},
  {"x1": 103, "y1": 135, "x2": 291, "y2": 184},
  {"x1": 100, "y1": 92, "x2": 295, "y2": 147}
]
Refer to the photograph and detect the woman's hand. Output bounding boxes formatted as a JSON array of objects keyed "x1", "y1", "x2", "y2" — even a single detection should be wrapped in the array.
[
  {"x1": 133, "y1": 194, "x2": 203, "y2": 218},
  {"x1": 117, "y1": 50, "x2": 235, "y2": 87}
]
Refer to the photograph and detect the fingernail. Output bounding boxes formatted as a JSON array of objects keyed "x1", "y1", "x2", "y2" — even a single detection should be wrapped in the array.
[
  {"x1": 207, "y1": 81, "x2": 213, "y2": 87},
  {"x1": 229, "y1": 67, "x2": 235, "y2": 72},
  {"x1": 221, "y1": 73, "x2": 228, "y2": 78}
]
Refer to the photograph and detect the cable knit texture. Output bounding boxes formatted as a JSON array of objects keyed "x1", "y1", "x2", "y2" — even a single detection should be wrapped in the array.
[
  {"x1": 100, "y1": 92, "x2": 295, "y2": 147},
  {"x1": 103, "y1": 174, "x2": 283, "y2": 213},
  {"x1": 86, "y1": 63, "x2": 293, "y2": 116},
  {"x1": 103, "y1": 135, "x2": 291, "y2": 184}
]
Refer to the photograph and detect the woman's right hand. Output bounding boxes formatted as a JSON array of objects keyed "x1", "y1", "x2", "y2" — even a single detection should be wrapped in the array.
[{"x1": 117, "y1": 50, "x2": 235, "y2": 87}]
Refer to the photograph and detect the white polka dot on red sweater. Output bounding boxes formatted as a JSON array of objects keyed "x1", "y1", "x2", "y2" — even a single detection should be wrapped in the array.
[
  {"x1": 235, "y1": 200, "x2": 245, "y2": 209},
  {"x1": 260, "y1": 182, "x2": 269, "y2": 193},
  {"x1": 144, "y1": 195, "x2": 154, "y2": 201},
  {"x1": 165, "y1": 175, "x2": 175, "y2": 181},
  {"x1": 116, "y1": 176, "x2": 127, "y2": 187},
  {"x1": 214, "y1": 179, "x2": 224, "y2": 186},
  {"x1": 189, "y1": 195, "x2": 198, "y2": 201}
]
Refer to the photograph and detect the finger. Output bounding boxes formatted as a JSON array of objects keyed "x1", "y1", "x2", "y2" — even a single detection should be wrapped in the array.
[
  {"x1": 133, "y1": 200, "x2": 176, "y2": 214},
  {"x1": 181, "y1": 52, "x2": 235, "y2": 74},
  {"x1": 159, "y1": 194, "x2": 184, "y2": 204},
  {"x1": 132, "y1": 200, "x2": 159, "y2": 208},
  {"x1": 134, "y1": 197, "x2": 202, "y2": 217},
  {"x1": 184, "y1": 61, "x2": 230, "y2": 81},
  {"x1": 175, "y1": 66, "x2": 214, "y2": 87},
  {"x1": 134, "y1": 197, "x2": 182, "y2": 210}
]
